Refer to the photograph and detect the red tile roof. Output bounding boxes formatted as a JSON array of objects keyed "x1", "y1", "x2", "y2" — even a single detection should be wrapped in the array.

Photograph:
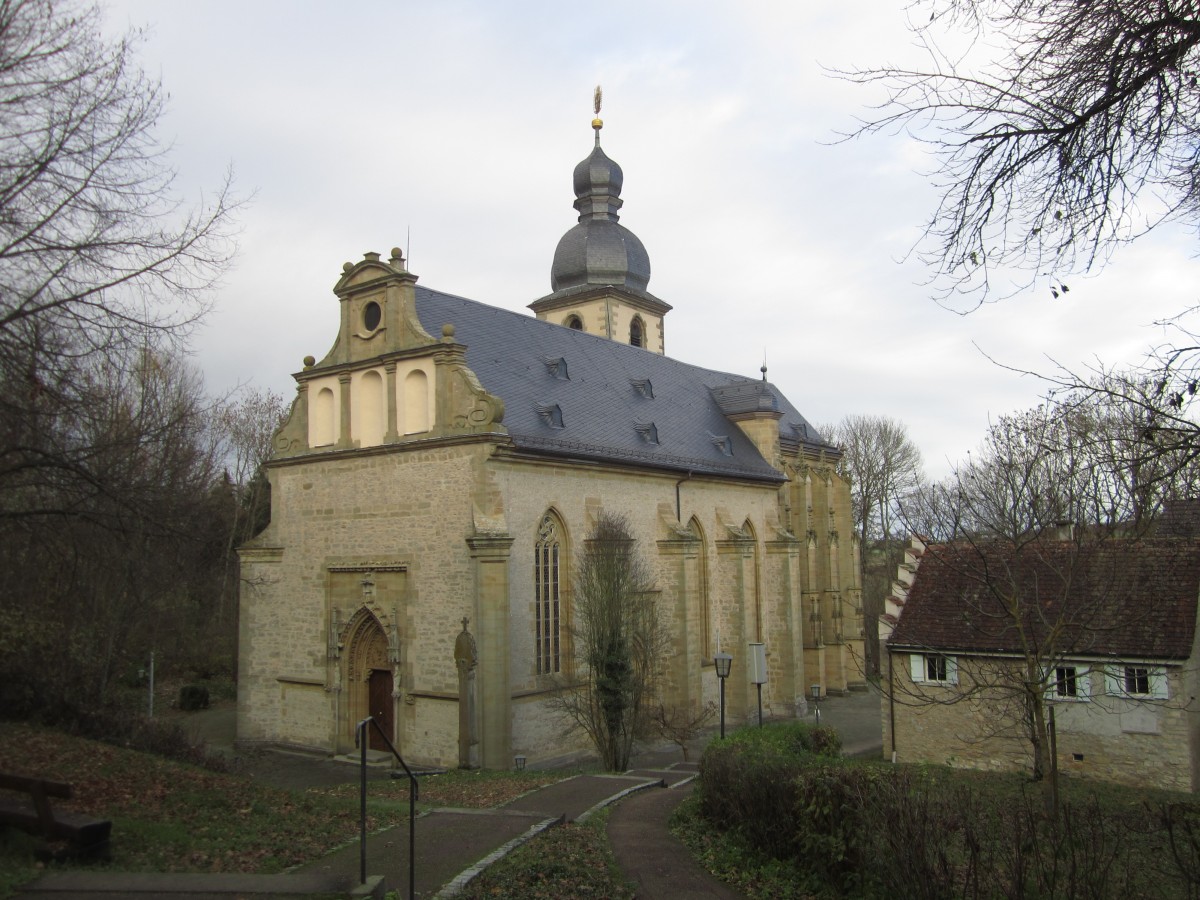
[{"x1": 888, "y1": 538, "x2": 1200, "y2": 660}]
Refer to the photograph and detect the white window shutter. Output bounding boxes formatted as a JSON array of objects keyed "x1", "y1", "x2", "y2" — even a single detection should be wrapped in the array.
[
  {"x1": 1104, "y1": 667, "x2": 1123, "y2": 696},
  {"x1": 1077, "y1": 667, "x2": 1092, "y2": 700},
  {"x1": 1150, "y1": 668, "x2": 1169, "y2": 700},
  {"x1": 910, "y1": 654, "x2": 925, "y2": 682},
  {"x1": 946, "y1": 656, "x2": 959, "y2": 685}
]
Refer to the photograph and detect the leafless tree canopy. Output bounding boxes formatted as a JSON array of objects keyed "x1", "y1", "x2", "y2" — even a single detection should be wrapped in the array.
[
  {"x1": 0, "y1": 1, "x2": 252, "y2": 720},
  {"x1": 824, "y1": 414, "x2": 925, "y2": 546},
  {"x1": 822, "y1": 415, "x2": 924, "y2": 677},
  {"x1": 0, "y1": 0, "x2": 239, "y2": 525},
  {"x1": 844, "y1": 0, "x2": 1200, "y2": 305},
  {"x1": 0, "y1": 0, "x2": 236, "y2": 349},
  {"x1": 905, "y1": 383, "x2": 1200, "y2": 540}
]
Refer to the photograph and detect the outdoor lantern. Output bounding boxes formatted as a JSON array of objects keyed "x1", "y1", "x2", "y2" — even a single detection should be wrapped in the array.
[
  {"x1": 514, "y1": 755, "x2": 526, "y2": 771},
  {"x1": 714, "y1": 651, "x2": 733, "y2": 680},
  {"x1": 714, "y1": 651, "x2": 733, "y2": 738},
  {"x1": 811, "y1": 683, "x2": 822, "y2": 725}
]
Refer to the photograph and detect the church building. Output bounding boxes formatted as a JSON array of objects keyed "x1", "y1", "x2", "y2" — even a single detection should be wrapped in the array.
[{"x1": 237, "y1": 113, "x2": 865, "y2": 768}]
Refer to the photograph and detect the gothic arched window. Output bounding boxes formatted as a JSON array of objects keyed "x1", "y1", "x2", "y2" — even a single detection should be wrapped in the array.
[{"x1": 535, "y1": 514, "x2": 565, "y2": 675}]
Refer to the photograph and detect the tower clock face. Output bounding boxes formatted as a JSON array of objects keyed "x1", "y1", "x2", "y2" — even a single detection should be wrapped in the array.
[{"x1": 363, "y1": 301, "x2": 382, "y2": 332}]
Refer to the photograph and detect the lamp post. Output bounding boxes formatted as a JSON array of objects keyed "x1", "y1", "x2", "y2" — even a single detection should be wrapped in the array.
[
  {"x1": 811, "y1": 683, "x2": 821, "y2": 726},
  {"x1": 714, "y1": 651, "x2": 733, "y2": 738}
]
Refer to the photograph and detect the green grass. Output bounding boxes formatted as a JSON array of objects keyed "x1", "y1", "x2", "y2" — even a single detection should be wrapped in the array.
[
  {"x1": 310, "y1": 765, "x2": 571, "y2": 809},
  {"x1": 0, "y1": 723, "x2": 571, "y2": 899},
  {"x1": 459, "y1": 809, "x2": 633, "y2": 900},
  {"x1": 671, "y1": 790, "x2": 817, "y2": 899}
]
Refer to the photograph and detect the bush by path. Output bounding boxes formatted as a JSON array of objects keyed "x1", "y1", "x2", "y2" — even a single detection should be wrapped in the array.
[{"x1": 692, "y1": 722, "x2": 1200, "y2": 898}]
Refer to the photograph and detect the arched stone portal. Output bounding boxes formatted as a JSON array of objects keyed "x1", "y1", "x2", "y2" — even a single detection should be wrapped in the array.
[{"x1": 345, "y1": 612, "x2": 394, "y2": 751}]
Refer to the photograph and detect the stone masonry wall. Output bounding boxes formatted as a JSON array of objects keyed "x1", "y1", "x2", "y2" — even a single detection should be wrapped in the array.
[
  {"x1": 238, "y1": 441, "x2": 484, "y2": 765},
  {"x1": 497, "y1": 455, "x2": 804, "y2": 757}
]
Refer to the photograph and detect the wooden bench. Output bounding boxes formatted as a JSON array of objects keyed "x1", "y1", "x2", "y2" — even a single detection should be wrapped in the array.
[{"x1": 0, "y1": 772, "x2": 111, "y2": 860}]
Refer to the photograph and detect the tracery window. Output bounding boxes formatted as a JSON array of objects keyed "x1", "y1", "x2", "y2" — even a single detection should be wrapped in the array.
[{"x1": 535, "y1": 515, "x2": 563, "y2": 675}]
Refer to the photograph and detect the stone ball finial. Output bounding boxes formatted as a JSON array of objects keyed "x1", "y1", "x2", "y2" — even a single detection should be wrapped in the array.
[
  {"x1": 391, "y1": 247, "x2": 404, "y2": 261},
  {"x1": 342, "y1": 262, "x2": 353, "y2": 273},
  {"x1": 303, "y1": 355, "x2": 316, "y2": 368},
  {"x1": 442, "y1": 323, "x2": 455, "y2": 339}
]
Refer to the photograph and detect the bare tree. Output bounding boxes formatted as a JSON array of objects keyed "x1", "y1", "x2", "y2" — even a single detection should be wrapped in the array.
[
  {"x1": 842, "y1": 0, "x2": 1200, "y2": 306},
  {"x1": 0, "y1": 0, "x2": 238, "y2": 524},
  {"x1": 651, "y1": 701, "x2": 716, "y2": 762},
  {"x1": 213, "y1": 388, "x2": 287, "y2": 620},
  {"x1": 0, "y1": 1, "x2": 241, "y2": 719},
  {"x1": 824, "y1": 415, "x2": 925, "y2": 546},
  {"x1": 823, "y1": 415, "x2": 924, "y2": 676},
  {"x1": 548, "y1": 513, "x2": 670, "y2": 771},
  {"x1": 0, "y1": 351, "x2": 230, "y2": 714}
]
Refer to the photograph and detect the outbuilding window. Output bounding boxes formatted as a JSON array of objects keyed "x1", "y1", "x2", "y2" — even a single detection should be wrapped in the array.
[
  {"x1": 910, "y1": 653, "x2": 957, "y2": 685},
  {"x1": 1105, "y1": 664, "x2": 1168, "y2": 700},
  {"x1": 1045, "y1": 664, "x2": 1091, "y2": 701}
]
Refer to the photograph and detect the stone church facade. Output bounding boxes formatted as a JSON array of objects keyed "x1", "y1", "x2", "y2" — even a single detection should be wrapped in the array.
[{"x1": 237, "y1": 117, "x2": 865, "y2": 768}]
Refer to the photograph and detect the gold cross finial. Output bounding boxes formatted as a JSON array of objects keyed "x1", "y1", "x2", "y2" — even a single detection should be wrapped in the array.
[{"x1": 592, "y1": 85, "x2": 603, "y2": 134}]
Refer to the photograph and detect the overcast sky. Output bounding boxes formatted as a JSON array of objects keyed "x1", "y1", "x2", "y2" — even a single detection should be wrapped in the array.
[{"x1": 105, "y1": 0, "x2": 1200, "y2": 480}]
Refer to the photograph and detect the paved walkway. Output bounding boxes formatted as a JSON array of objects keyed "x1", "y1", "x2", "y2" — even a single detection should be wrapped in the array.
[{"x1": 17, "y1": 687, "x2": 882, "y2": 898}]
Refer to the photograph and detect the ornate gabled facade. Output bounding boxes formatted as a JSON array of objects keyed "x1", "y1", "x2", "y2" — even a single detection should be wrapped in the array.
[{"x1": 237, "y1": 115, "x2": 864, "y2": 768}]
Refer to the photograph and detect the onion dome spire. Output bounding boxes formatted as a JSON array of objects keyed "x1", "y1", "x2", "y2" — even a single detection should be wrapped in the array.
[{"x1": 549, "y1": 88, "x2": 651, "y2": 293}]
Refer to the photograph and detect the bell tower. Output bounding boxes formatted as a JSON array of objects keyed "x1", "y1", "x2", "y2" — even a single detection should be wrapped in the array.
[{"x1": 529, "y1": 88, "x2": 671, "y2": 353}]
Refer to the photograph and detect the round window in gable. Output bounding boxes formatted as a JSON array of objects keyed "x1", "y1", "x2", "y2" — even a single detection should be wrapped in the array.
[{"x1": 363, "y1": 301, "x2": 382, "y2": 332}]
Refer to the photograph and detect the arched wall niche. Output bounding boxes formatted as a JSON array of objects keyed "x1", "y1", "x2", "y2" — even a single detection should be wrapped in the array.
[
  {"x1": 403, "y1": 369, "x2": 429, "y2": 434},
  {"x1": 355, "y1": 369, "x2": 385, "y2": 446},
  {"x1": 312, "y1": 386, "x2": 336, "y2": 446}
]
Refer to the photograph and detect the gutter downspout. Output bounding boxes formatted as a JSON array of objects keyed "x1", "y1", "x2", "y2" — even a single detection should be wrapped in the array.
[
  {"x1": 888, "y1": 645, "x2": 897, "y2": 762},
  {"x1": 675, "y1": 471, "x2": 694, "y2": 522}
]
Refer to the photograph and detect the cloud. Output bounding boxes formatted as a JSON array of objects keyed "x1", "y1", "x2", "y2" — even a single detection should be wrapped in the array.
[{"x1": 106, "y1": 0, "x2": 1200, "y2": 482}]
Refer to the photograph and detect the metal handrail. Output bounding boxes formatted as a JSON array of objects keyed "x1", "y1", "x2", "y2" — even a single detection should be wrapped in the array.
[{"x1": 355, "y1": 716, "x2": 418, "y2": 900}]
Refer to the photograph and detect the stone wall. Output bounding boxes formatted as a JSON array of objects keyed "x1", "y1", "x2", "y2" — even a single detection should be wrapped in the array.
[{"x1": 238, "y1": 440, "x2": 484, "y2": 763}]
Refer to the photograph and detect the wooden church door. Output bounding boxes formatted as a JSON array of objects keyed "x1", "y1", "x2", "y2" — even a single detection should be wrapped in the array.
[{"x1": 368, "y1": 669, "x2": 394, "y2": 751}]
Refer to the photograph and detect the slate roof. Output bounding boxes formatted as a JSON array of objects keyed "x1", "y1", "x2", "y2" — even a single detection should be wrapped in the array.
[
  {"x1": 888, "y1": 538, "x2": 1200, "y2": 661},
  {"x1": 414, "y1": 285, "x2": 829, "y2": 482},
  {"x1": 1159, "y1": 499, "x2": 1200, "y2": 538}
]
